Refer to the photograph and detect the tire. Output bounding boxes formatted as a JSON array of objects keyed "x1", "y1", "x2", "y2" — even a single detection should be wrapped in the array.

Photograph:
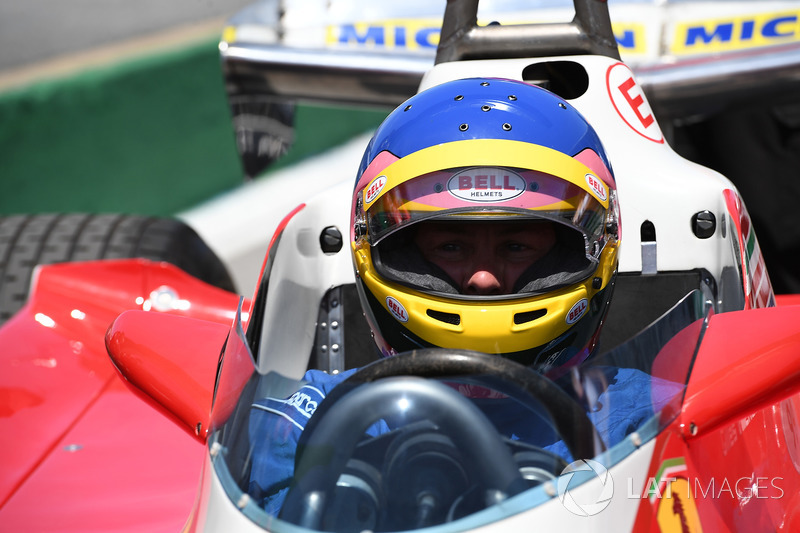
[{"x1": 0, "y1": 214, "x2": 236, "y2": 326}]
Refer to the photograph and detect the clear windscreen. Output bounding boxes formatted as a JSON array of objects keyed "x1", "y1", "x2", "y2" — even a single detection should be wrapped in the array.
[{"x1": 210, "y1": 290, "x2": 709, "y2": 532}]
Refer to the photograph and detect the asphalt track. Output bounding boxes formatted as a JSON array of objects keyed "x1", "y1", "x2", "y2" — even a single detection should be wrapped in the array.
[{"x1": 0, "y1": 0, "x2": 254, "y2": 73}]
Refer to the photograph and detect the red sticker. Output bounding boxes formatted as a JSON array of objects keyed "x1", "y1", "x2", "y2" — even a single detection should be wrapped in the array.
[{"x1": 607, "y1": 63, "x2": 664, "y2": 144}]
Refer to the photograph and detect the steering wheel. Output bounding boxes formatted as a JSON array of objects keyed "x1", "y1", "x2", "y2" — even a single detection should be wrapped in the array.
[
  {"x1": 279, "y1": 349, "x2": 601, "y2": 529},
  {"x1": 345, "y1": 348, "x2": 601, "y2": 459}
]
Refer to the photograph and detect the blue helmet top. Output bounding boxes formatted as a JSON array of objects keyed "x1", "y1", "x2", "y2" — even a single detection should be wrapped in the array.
[{"x1": 357, "y1": 77, "x2": 612, "y2": 179}]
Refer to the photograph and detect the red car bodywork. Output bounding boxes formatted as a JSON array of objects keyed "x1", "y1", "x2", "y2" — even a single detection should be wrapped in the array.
[
  {"x1": 0, "y1": 260, "x2": 241, "y2": 532},
  {"x1": 633, "y1": 299, "x2": 800, "y2": 531}
]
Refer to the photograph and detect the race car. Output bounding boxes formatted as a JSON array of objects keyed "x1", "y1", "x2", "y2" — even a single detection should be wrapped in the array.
[{"x1": 2, "y1": 0, "x2": 800, "y2": 532}]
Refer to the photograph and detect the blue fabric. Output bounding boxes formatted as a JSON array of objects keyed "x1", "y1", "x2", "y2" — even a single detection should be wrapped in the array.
[
  {"x1": 248, "y1": 368, "x2": 388, "y2": 516},
  {"x1": 248, "y1": 366, "x2": 682, "y2": 516}
]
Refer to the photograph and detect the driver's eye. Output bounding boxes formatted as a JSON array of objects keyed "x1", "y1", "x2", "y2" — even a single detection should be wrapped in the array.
[
  {"x1": 438, "y1": 243, "x2": 462, "y2": 253},
  {"x1": 505, "y1": 243, "x2": 528, "y2": 253}
]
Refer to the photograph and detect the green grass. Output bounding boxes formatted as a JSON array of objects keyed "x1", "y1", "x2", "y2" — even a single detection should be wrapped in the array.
[{"x1": 0, "y1": 39, "x2": 386, "y2": 216}]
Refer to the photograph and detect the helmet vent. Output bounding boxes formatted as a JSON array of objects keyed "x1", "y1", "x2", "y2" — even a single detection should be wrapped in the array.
[
  {"x1": 427, "y1": 309, "x2": 461, "y2": 325},
  {"x1": 514, "y1": 309, "x2": 547, "y2": 325}
]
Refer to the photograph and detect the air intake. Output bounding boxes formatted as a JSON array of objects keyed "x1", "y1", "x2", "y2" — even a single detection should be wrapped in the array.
[
  {"x1": 514, "y1": 309, "x2": 547, "y2": 325},
  {"x1": 427, "y1": 309, "x2": 461, "y2": 325}
]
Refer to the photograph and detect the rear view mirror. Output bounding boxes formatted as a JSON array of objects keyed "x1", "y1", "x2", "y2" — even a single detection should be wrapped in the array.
[{"x1": 105, "y1": 310, "x2": 230, "y2": 442}]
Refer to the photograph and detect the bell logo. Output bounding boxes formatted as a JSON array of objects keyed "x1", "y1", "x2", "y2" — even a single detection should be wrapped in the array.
[
  {"x1": 447, "y1": 167, "x2": 526, "y2": 202},
  {"x1": 365, "y1": 175, "x2": 387, "y2": 204},
  {"x1": 386, "y1": 296, "x2": 409, "y2": 323},
  {"x1": 585, "y1": 174, "x2": 608, "y2": 202},
  {"x1": 567, "y1": 298, "x2": 588, "y2": 324}
]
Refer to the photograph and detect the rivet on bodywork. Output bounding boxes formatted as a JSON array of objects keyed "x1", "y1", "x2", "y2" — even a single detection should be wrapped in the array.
[
  {"x1": 481, "y1": 105, "x2": 491, "y2": 112},
  {"x1": 502, "y1": 123, "x2": 512, "y2": 131},
  {"x1": 454, "y1": 94, "x2": 464, "y2": 101},
  {"x1": 404, "y1": 105, "x2": 412, "y2": 111},
  {"x1": 459, "y1": 123, "x2": 469, "y2": 131},
  {"x1": 237, "y1": 494, "x2": 251, "y2": 509},
  {"x1": 558, "y1": 102, "x2": 567, "y2": 109},
  {"x1": 210, "y1": 441, "x2": 222, "y2": 457},
  {"x1": 508, "y1": 95, "x2": 517, "y2": 101}
]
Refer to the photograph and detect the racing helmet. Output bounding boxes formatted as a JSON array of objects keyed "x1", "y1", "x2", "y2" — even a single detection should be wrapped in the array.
[{"x1": 351, "y1": 78, "x2": 619, "y2": 373}]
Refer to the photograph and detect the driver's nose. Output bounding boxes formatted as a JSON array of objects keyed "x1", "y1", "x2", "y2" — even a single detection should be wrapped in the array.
[{"x1": 464, "y1": 269, "x2": 503, "y2": 295}]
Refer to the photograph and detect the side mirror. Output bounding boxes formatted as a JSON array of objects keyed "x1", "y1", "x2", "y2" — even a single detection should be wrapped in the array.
[
  {"x1": 680, "y1": 304, "x2": 800, "y2": 438},
  {"x1": 105, "y1": 310, "x2": 230, "y2": 442}
]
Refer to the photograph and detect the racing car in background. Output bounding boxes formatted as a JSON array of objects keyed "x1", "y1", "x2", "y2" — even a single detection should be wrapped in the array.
[{"x1": 2, "y1": 0, "x2": 800, "y2": 532}]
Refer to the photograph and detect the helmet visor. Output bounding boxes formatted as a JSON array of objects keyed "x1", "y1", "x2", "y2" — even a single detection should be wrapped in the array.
[
  {"x1": 366, "y1": 166, "x2": 608, "y2": 251},
  {"x1": 364, "y1": 167, "x2": 611, "y2": 297}
]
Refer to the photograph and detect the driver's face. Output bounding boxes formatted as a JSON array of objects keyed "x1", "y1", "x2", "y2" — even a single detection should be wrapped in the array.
[{"x1": 413, "y1": 220, "x2": 556, "y2": 295}]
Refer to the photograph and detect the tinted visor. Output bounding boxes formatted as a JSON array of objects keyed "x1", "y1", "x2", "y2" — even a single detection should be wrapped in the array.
[
  {"x1": 367, "y1": 167, "x2": 607, "y2": 249},
  {"x1": 365, "y1": 167, "x2": 608, "y2": 297},
  {"x1": 374, "y1": 219, "x2": 596, "y2": 297}
]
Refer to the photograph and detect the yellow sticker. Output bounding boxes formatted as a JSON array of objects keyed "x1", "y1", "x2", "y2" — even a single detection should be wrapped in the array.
[
  {"x1": 656, "y1": 477, "x2": 704, "y2": 533},
  {"x1": 326, "y1": 18, "x2": 441, "y2": 50},
  {"x1": 326, "y1": 19, "x2": 646, "y2": 54},
  {"x1": 671, "y1": 11, "x2": 800, "y2": 55}
]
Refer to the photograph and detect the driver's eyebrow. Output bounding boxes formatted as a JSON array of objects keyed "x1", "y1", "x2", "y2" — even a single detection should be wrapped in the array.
[
  {"x1": 469, "y1": 224, "x2": 543, "y2": 236},
  {"x1": 417, "y1": 225, "x2": 468, "y2": 238}
]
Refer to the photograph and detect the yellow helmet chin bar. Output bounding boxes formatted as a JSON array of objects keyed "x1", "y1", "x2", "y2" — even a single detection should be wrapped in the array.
[{"x1": 352, "y1": 239, "x2": 618, "y2": 355}]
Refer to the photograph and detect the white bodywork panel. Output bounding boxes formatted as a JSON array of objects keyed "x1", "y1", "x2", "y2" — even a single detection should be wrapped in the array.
[{"x1": 257, "y1": 178, "x2": 357, "y2": 378}]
